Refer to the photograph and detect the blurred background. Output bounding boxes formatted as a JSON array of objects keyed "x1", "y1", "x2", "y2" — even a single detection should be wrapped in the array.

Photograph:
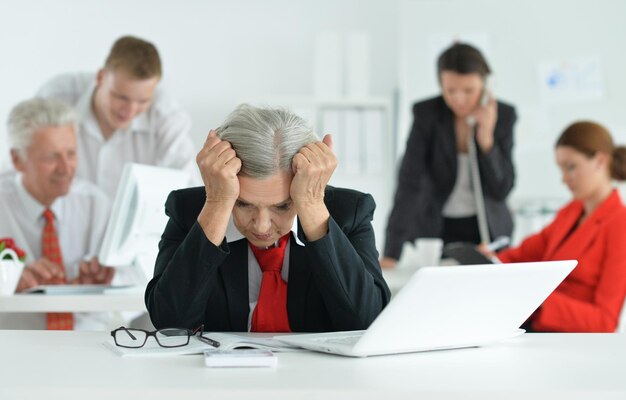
[{"x1": 2, "y1": 0, "x2": 626, "y2": 251}]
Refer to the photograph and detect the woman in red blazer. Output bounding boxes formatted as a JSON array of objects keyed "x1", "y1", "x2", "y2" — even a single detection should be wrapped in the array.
[{"x1": 494, "y1": 121, "x2": 626, "y2": 332}]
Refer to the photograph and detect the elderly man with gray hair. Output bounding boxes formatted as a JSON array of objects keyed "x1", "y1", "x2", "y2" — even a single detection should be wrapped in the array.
[
  {"x1": 146, "y1": 104, "x2": 391, "y2": 333},
  {"x1": 0, "y1": 97, "x2": 113, "y2": 330}
]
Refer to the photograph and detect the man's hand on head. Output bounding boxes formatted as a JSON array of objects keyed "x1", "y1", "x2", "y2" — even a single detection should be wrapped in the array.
[
  {"x1": 196, "y1": 129, "x2": 242, "y2": 207},
  {"x1": 196, "y1": 129, "x2": 243, "y2": 246},
  {"x1": 290, "y1": 134, "x2": 337, "y2": 241},
  {"x1": 290, "y1": 134, "x2": 337, "y2": 207}
]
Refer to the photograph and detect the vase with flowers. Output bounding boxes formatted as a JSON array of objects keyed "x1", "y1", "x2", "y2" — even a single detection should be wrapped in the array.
[{"x1": 0, "y1": 238, "x2": 27, "y2": 296}]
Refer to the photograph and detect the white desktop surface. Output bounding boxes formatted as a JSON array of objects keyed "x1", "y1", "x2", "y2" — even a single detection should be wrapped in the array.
[
  {"x1": 0, "y1": 331, "x2": 625, "y2": 399},
  {"x1": 0, "y1": 291, "x2": 146, "y2": 312}
]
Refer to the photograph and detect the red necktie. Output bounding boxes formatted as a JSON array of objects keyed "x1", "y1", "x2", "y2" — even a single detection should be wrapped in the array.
[
  {"x1": 42, "y1": 209, "x2": 74, "y2": 330},
  {"x1": 250, "y1": 233, "x2": 291, "y2": 332}
]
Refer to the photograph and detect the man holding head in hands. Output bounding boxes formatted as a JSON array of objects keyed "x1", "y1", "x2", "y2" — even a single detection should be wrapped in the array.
[{"x1": 146, "y1": 105, "x2": 390, "y2": 332}]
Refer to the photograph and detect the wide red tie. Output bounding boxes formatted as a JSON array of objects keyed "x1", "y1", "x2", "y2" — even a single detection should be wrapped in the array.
[
  {"x1": 42, "y1": 209, "x2": 74, "y2": 330},
  {"x1": 250, "y1": 233, "x2": 291, "y2": 332}
]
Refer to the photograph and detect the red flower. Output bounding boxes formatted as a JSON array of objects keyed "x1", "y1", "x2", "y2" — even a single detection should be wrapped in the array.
[{"x1": 0, "y1": 238, "x2": 27, "y2": 262}]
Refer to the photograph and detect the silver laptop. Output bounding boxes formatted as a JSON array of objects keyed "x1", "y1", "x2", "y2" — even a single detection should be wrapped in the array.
[{"x1": 275, "y1": 260, "x2": 577, "y2": 357}]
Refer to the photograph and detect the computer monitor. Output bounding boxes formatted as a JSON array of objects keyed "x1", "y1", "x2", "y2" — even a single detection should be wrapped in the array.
[{"x1": 98, "y1": 163, "x2": 190, "y2": 282}]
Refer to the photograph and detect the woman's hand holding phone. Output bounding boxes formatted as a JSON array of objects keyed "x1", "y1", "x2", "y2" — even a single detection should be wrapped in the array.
[{"x1": 470, "y1": 85, "x2": 498, "y2": 153}]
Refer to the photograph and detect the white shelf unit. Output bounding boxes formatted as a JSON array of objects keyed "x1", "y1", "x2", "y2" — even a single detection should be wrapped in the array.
[{"x1": 256, "y1": 97, "x2": 395, "y2": 253}]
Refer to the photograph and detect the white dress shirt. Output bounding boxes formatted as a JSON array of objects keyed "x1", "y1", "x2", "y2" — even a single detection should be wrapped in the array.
[
  {"x1": 37, "y1": 73, "x2": 197, "y2": 200},
  {"x1": 0, "y1": 172, "x2": 123, "y2": 330},
  {"x1": 223, "y1": 216, "x2": 305, "y2": 331}
]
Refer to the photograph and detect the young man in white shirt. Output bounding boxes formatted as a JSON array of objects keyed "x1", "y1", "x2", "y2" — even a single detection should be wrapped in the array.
[
  {"x1": 0, "y1": 98, "x2": 118, "y2": 329},
  {"x1": 36, "y1": 35, "x2": 196, "y2": 199}
]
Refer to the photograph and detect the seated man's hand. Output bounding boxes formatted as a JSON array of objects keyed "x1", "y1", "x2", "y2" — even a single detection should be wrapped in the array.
[
  {"x1": 290, "y1": 134, "x2": 337, "y2": 241},
  {"x1": 71, "y1": 257, "x2": 115, "y2": 285},
  {"x1": 196, "y1": 129, "x2": 241, "y2": 206},
  {"x1": 16, "y1": 258, "x2": 66, "y2": 292},
  {"x1": 195, "y1": 129, "x2": 242, "y2": 245},
  {"x1": 290, "y1": 134, "x2": 337, "y2": 207}
]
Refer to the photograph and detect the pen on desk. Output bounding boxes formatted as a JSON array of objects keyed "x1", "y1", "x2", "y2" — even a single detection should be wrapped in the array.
[
  {"x1": 199, "y1": 335, "x2": 221, "y2": 348},
  {"x1": 486, "y1": 236, "x2": 510, "y2": 252}
]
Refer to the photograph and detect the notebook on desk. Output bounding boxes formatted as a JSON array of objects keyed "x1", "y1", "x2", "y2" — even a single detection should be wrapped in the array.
[
  {"x1": 21, "y1": 284, "x2": 135, "y2": 295},
  {"x1": 275, "y1": 260, "x2": 577, "y2": 357}
]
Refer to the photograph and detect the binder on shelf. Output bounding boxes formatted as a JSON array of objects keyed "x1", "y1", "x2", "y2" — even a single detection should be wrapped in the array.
[
  {"x1": 363, "y1": 109, "x2": 385, "y2": 174},
  {"x1": 343, "y1": 109, "x2": 362, "y2": 175}
]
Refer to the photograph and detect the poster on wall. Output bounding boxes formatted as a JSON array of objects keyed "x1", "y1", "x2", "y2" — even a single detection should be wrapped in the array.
[{"x1": 537, "y1": 57, "x2": 605, "y2": 104}]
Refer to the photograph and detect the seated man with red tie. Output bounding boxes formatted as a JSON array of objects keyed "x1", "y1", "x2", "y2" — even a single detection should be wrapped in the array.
[
  {"x1": 146, "y1": 104, "x2": 391, "y2": 332},
  {"x1": 0, "y1": 97, "x2": 114, "y2": 330}
]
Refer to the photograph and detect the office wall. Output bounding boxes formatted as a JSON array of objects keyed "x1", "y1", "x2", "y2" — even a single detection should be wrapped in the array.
[
  {"x1": 0, "y1": 0, "x2": 399, "y2": 153},
  {"x1": 399, "y1": 0, "x2": 626, "y2": 203},
  {"x1": 6, "y1": 0, "x2": 626, "y2": 251}
]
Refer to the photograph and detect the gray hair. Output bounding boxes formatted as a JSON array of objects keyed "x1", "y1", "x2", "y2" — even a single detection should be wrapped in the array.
[
  {"x1": 216, "y1": 104, "x2": 318, "y2": 178},
  {"x1": 7, "y1": 97, "x2": 78, "y2": 155}
]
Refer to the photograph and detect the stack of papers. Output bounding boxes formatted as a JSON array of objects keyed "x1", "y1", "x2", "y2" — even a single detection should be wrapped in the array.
[{"x1": 204, "y1": 349, "x2": 277, "y2": 368}]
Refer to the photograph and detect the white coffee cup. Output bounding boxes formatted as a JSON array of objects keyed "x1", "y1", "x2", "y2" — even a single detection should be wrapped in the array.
[
  {"x1": 396, "y1": 241, "x2": 420, "y2": 269},
  {"x1": 416, "y1": 238, "x2": 443, "y2": 267}
]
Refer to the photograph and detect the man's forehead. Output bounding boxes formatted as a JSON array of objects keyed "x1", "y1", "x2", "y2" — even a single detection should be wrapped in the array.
[
  {"x1": 32, "y1": 124, "x2": 76, "y2": 141},
  {"x1": 107, "y1": 67, "x2": 159, "y2": 83},
  {"x1": 238, "y1": 173, "x2": 292, "y2": 207},
  {"x1": 237, "y1": 195, "x2": 292, "y2": 208}
]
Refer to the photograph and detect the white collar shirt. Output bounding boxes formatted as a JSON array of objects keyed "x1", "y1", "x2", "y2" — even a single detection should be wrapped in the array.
[
  {"x1": 36, "y1": 73, "x2": 198, "y2": 200},
  {"x1": 223, "y1": 215, "x2": 305, "y2": 331}
]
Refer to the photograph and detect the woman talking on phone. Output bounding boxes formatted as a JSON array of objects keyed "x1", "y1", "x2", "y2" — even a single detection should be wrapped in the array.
[{"x1": 381, "y1": 42, "x2": 517, "y2": 269}]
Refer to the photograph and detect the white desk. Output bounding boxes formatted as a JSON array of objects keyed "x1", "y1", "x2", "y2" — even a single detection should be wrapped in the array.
[
  {"x1": 0, "y1": 292, "x2": 146, "y2": 312},
  {"x1": 0, "y1": 331, "x2": 624, "y2": 399}
]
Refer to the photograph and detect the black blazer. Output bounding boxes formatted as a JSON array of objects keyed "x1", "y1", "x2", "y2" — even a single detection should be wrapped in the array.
[
  {"x1": 145, "y1": 185, "x2": 391, "y2": 332},
  {"x1": 384, "y1": 96, "x2": 517, "y2": 259}
]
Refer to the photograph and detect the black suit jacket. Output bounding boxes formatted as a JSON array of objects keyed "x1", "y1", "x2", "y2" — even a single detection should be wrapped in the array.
[
  {"x1": 384, "y1": 96, "x2": 517, "y2": 259},
  {"x1": 145, "y1": 185, "x2": 391, "y2": 332}
]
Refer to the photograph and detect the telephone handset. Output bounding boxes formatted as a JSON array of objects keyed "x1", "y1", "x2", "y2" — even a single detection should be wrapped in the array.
[
  {"x1": 466, "y1": 76, "x2": 492, "y2": 127},
  {"x1": 479, "y1": 75, "x2": 492, "y2": 106}
]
